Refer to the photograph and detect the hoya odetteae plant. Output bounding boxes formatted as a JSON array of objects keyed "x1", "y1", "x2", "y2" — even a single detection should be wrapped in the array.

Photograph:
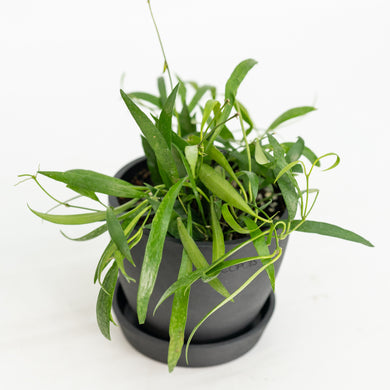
[{"x1": 18, "y1": 2, "x2": 373, "y2": 372}]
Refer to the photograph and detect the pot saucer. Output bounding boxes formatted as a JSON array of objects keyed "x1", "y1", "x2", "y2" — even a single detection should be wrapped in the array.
[{"x1": 113, "y1": 283, "x2": 275, "y2": 367}]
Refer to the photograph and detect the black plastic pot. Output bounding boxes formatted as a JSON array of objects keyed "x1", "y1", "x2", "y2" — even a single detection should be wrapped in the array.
[{"x1": 110, "y1": 157, "x2": 289, "y2": 367}]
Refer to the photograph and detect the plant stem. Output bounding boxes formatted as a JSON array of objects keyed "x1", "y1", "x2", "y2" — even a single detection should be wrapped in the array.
[{"x1": 147, "y1": 0, "x2": 173, "y2": 90}]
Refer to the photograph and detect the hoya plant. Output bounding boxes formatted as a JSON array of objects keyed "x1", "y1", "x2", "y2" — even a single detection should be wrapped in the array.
[{"x1": 19, "y1": 1, "x2": 372, "y2": 372}]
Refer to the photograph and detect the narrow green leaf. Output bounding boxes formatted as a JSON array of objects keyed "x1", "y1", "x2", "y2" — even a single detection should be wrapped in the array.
[
  {"x1": 282, "y1": 143, "x2": 320, "y2": 167},
  {"x1": 286, "y1": 137, "x2": 305, "y2": 163},
  {"x1": 177, "y1": 218, "x2": 231, "y2": 299},
  {"x1": 66, "y1": 185, "x2": 99, "y2": 201},
  {"x1": 268, "y1": 106, "x2": 316, "y2": 131},
  {"x1": 201, "y1": 99, "x2": 220, "y2": 132},
  {"x1": 198, "y1": 163, "x2": 254, "y2": 216},
  {"x1": 96, "y1": 261, "x2": 118, "y2": 340},
  {"x1": 210, "y1": 198, "x2": 224, "y2": 263},
  {"x1": 158, "y1": 83, "x2": 179, "y2": 148},
  {"x1": 239, "y1": 171, "x2": 260, "y2": 201},
  {"x1": 61, "y1": 223, "x2": 108, "y2": 241},
  {"x1": 113, "y1": 249, "x2": 135, "y2": 284},
  {"x1": 290, "y1": 220, "x2": 374, "y2": 247},
  {"x1": 178, "y1": 103, "x2": 196, "y2": 136},
  {"x1": 255, "y1": 139, "x2": 269, "y2": 165},
  {"x1": 274, "y1": 161, "x2": 303, "y2": 183},
  {"x1": 141, "y1": 136, "x2": 162, "y2": 185},
  {"x1": 28, "y1": 205, "x2": 107, "y2": 225},
  {"x1": 184, "y1": 145, "x2": 198, "y2": 177},
  {"x1": 120, "y1": 90, "x2": 179, "y2": 183},
  {"x1": 244, "y1": 218, "x2": 275, "y2": 290},
  {"x1": 168, "y1": 217, "x2": 193, "y2": 372},
  {"x1": 221, "y1": 204, "x2": 251, "y2": 234},
  {"x1": 268, "y1": 134, "x2": 298, "y2": 221},
  {"x1": 157, "y1": 76, "x2": 167, "y2": 105},
  {"x1": 94, "y1": 207, "x2": 150, "y2": 284},
  {"x1": 127, "y1": 92, "x2": 162, "y2": 108},
  {"x1": 236, "y1": 100, "x2": 254, "y2": 134},
  {"x1": 137, "y1": 177, "x2": 186, "y2": 324},
  {"x1": 225, "y1": 59, "x2": 258, "y2": 112},
  {"x1": 106, "y1": 207, "x2": 134, "y2": 266},
  {"x1": 188, "y1": 85, "x2": 216, "y2": 113},
  {"x1": 39, "y1": 169, "x2": 145, "y2": 198}
]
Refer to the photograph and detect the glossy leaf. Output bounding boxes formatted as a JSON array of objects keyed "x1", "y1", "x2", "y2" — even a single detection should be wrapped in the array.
[
  {"x1": 268, "y1": 106, "x2": 316, "y2": 131},
  {"x1": 274, "y1": 161, "x2": 303, "y2": 183},
  {"x1": 157, "y1": 76, "x2": 167, "y2": 105},
  {"x1": 168, "y1": 216, "x2": 193, "y2": 372},
  {"x1": 224, "y1": 59, "x2": 258, "y2": 114},
  {"x1": 244, "y1": 218, "x2": 275, "y2": 290},
  {"x1": 137, "y1": 178, "x2": 186, "y2": 324},
  {"x1": 221, "y1": 204, "x2": 251, "y2": 234},
  {"x1": 106, "y1": 207, "x2": 134, "y2": 266},
  {"x1": 282, "y1": 143, "x2": 320, "y2": 167},
  {"x1": 28, "y1": 206, "x2": 107, "y2": 225},
  {"x1": 177, "y1": 218, "x2": 230, "y2": 298},
  {"x1": 184, "y1": 145, "x2": 198, "y2": 177},
  {"x1": 61, "y1": 223, "x2": 108, "y2": 241},
  {"x1": 268, "y1": 134, "x2": 298, "y2": 221},
  {"x1": 120, "y1": 90, "x2": 179, "y2": 183},
  {"x1": 290, "y1": 220, "x2": 374, "y2": 247},
  {"x1": 39, "y1": 169, "x2": 145, "y2": 198},
  {"x1": 210, "y1": 198, "x2": 224, "y2": 263},
  {"x1": 201, "y1": 99, "x2": 220, "y2": 132},
  {"x1": 198, "y1": 163, "x2": 254, "y2": 216},
  {"x1": 127, "y1": 92, "x2": 162, "y2": 108},
  {"x1": 255, "y1": 139, "x2": 269, "y2": 165},
  {"x1": 96, "y1": 261, "x2": 118, "y2": 340},
  {"x1": 286, "y1": 137, "x2": 305, "y2": 163},
  {"x1": 188, "y1": 85, "x2": 216, "y2": 113},
  {"x1": 66, "y1": 185, "x2": 99, "y2": 202},
  {"x1": 159, "y1": 83, "x2": 179, "y2": 148}
]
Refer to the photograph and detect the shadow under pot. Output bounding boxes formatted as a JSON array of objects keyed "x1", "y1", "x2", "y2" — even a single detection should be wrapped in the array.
[{"x1": 109, "y1": 156, "x2": 289, "y2": 367}]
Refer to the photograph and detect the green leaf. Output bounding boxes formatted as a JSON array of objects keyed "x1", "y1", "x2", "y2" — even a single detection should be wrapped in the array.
[
  {"x1": 137, "y1": 177, "x2": 186, "y2": 324},
  {"x1": 286, "y1": 137, "x2": 305, "y2": 163},
  {"x1": 282, "y1": 143, "x2": 320, "y2": 167},
  {"x1": 290, "y1": 220, "x2": 374, "y2": 247},
  {"x1": 96, "y1": 261, "x2": 118, "y2": 340},
  {"x1": 39, "y1": 169, "x2": 145, "y2": 198},
  {"x1": 210, "y1": 198, "x2": 224, "y2": 263},
  {"x1": 236, "y1": 100, "x2": 254, "y2": 134},
  {"x1": 61, "y1": 223, "x2": 108, "y2": 241},
  {"x1": 221, "y1": 203, "x2": 251, "y2": 234},
  {"x1": 120, "y1": 90, "x2": 179, "y2": 183},
  {"x1": 198, "y1": 163, "x2": 254, "y2": 216},
  {"x1": 127, "y1": 92, "x2": 162, "y2": 108},
  {"x1": 28, "y1": 206, "x2": 107, "y2": 225},
  {"x1": 177, "y1": 218, "x2": 231, "y2": 299},
  {"x1": 188, "y1": 85, "x2": 216, "y2": 113},
  {"x1": 141, "y1": 136, "x2": 162, "y2": 185},
  {"x1": 179, "y1": 103, "x2": 196, "y2": 136},
  {"x1": 268, "y1": 134, "x2": 298, "y2": 221},
  {"x1": 158, "y1": 83, "x2": 179, "y2": 148},
  {"x1": 239, "y1": 171, "x2": 260, "y2": 201},
  {"x1": 268, "y1": 106, "x2": 316, "y2": 131},
  {"x1": 168, "y1": 217, "x2": 193, "y2": 372},
  {"x1": 244, "y1": 218, "x2": 275, "y2": 290},
  {"x1": 106, "y1": 207, "x2": 134, "y2": 266},
  {"x1": 184, "y1": 145, "x2": 198, "y2": 177},
  {"x1": 94, "y1": 207, "x2": 150, "y2": 284},
  {"x1": 255, "y1": 139, "x2": 269, "y2": 165},
  {"x1": 66, "y1": 185, "x2": 99, "y2": 202},
  {"x1": 157, "y1": 76, "x2": 167, "y2": 105},
  {"x1": 201, "y1": 99, "x2": 220, "y2": 132},
  {"x1": 274, "y1": 161, "x2": 303, "y2": 183},
  {"x1": 225, "y1": 59, "x2": 258, "y2": 112}
]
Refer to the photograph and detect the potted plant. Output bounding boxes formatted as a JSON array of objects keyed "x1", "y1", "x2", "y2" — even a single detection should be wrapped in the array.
[{"x1": 18, "y1": 1, "x2": 373, "y2": 372}]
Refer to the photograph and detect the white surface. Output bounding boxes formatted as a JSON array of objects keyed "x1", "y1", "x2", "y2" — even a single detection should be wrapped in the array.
[{"x1": 1, "y1": 0, "x2": 389, "y2": 389}]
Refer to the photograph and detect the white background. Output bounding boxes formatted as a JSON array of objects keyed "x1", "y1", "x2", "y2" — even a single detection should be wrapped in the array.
[{"x1": 1, "y1": 0, "x2": 389, "y2": 389}]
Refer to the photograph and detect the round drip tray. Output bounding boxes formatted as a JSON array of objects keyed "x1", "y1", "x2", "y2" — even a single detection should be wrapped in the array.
[{"x1": 113, "y1": 284, "x2": 275, "y2": 367}]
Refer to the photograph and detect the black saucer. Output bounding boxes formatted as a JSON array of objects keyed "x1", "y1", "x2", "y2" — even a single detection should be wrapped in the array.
[{"x1": 112, "y1": 283, "x2": 275, "y2": 367}]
